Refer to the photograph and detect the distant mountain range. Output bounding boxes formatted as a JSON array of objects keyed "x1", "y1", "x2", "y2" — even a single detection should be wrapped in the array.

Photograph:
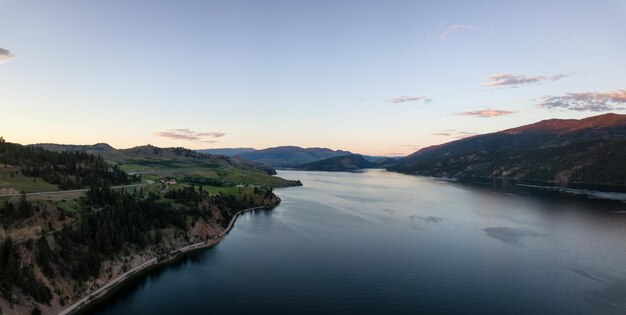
[
  {"x1": 36, "y1": 112, "x2": 626, "y2": 187},
  {"x1": 295, "y1": 154, "x2": 374, "y2": 171},
  {"x1": 197, "y1": 146, "x2": 391, "y2": 167},
  {"x1": 197, "y1": 148, "x2": 257, "y2": 156},
  {"x1": 234, "y1": 146, "x2": 354, "y2": 167},
  {"x1": 197, "y1": 146, "x2": 401, "y2": 168},
  {"x1": 389, "y1": 113, "x2": 626, "y2": 187},
  {"x1": 37, "y1": 143, "x2": 396, "y2": 170},
  {"x1": 295, "y1": 154, "x2": 399, "y2": 171}
]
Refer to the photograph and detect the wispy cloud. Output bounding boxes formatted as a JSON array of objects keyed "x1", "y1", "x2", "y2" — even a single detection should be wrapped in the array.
[
  {"x1": 440, "y1": 24, "x2": 482, "y2": 40},
  {"x1": 196, "y1": 131, "x2": 226, "y2": 137},
  {"x1": 154, "y1": 129, "x2": 225, "y2": 142},
  {"x1": 0, "y1": 48, "x2": 15, "y2": 64},
  {"x1": 432, "y1": 130, "x2": 477, "y2": 138},
  {"x1": 482, "y1": 73, "x2": 571, "y2": 87},
  {"x1": 432, "y1": 132, "x2": 451, "y2": 136},
  {"x1": 537, "y1": 89, "x2": 626, "y2": 112},
  {"x1": 456, "y1": 109, "x2": 517, "y2": 118},
  {"x1": 388, "y1": 96, "x2": 432, "y2": 104}
]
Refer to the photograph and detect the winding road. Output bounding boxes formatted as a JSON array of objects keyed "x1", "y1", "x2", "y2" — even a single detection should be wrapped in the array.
[{"x1": 0, "y1": 183, "x2": 151, "y2": 198}]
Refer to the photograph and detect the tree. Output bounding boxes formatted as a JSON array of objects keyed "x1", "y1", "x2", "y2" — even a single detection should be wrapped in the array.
[{"x1": 18, "y1": 192, "x2": 33, "y2": 218}]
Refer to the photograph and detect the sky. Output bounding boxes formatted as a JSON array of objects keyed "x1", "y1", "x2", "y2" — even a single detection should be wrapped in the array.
[{"x1": 1, "y1": 0, "x2": 625, "y2": 156}]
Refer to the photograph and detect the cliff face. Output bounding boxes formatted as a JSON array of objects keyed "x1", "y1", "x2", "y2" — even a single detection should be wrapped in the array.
[
  {"x1": 390, "y1": 113, "x2": 626, "y2": 186},
  {"x1": 261, "y1": 192, "x2": 281, "y2": 207},
  {"x1": 0, "y1": 188, "x2": 281, "y2": 315}
]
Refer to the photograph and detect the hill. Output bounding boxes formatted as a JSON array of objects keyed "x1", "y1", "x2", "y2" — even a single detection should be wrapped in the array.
[
  {"x1": 0, "y1": 183, "x2": 280, "y2": 315},
  {"x1": 35, "y1": 142, "x2": 115, "y2": 153},
  {"x1": 30, "y1": 144, "x2": 300, "y2": 188},
  {"x1": 1, "y1": 140, "x2": 134, "y2": 192},
  {"x1": 197, "y1": 146, "x2": 400, "y2": 168},
  {"x1": 295, "y1": 154, "x2": 375, "y2": 171},
  {"x1": 389, "y1": 113, "x2": 626, "y2": 187},
  {"x1": 0, "y1": 139, "x2": 291, "y2": 314},
  {"x1": 235, "y1": 146, "x2": 353, "y2": 167},
  {"x1": 196, "y1": 148, "x2": 256, "y2": 156}
]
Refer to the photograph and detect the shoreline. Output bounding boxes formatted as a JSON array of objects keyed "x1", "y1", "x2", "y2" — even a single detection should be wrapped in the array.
[{"x1": 58, "y1": 198, "x2": 281, "y2": 315}]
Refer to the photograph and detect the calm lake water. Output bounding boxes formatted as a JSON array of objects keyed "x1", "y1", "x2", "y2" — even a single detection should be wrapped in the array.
[{"x1": 88, "y1": 170, "x2": 626, "y2": 314}]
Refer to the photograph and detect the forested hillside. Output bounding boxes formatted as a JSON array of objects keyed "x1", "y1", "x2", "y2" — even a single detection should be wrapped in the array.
[
  {"x1": 0, "y1": 138, "x2": 284, "y2": 314},
  {"x1": 389, "y1": 113, "x2": 626, "y2": 187},
  {"x1": 0, "y1": 138, "x2": 135, "y2": 190}
]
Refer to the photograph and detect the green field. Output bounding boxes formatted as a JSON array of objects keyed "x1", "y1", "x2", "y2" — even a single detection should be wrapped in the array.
[
  {"x1": 1, "y1": 146, "x2": 300, "y2": 214},
  {"x1": 55, "y1": 198, "x2": 82, "y2": 213},
  {"x1": 119, "y1": 159, "x2": 298, "y2": 188},
  {"x1": 0, "y1": 166, "x2": 60, "y2": 193}
]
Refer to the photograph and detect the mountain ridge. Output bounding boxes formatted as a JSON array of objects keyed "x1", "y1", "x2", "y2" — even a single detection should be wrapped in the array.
[
  {"x1": 295, "y1": 154, "x2": 375, "y2": 171},
  {"x1": 391, "y1": 113, "x2": 626, "y2": 187},
  {"x1": 231, "y1": 146, "x2": 353, "y2": 167}
]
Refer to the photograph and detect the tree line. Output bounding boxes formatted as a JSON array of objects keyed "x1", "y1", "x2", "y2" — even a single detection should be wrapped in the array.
[{"x1": 0, "y1": 140, "x2": 137, "y2": 189}]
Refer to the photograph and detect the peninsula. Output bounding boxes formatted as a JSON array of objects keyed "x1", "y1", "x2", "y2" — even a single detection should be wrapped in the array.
[{"x1": 0, "y1": 140, "x2": 297, "y2": 315}]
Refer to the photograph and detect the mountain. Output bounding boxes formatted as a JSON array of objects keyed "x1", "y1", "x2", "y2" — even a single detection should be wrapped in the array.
[
  {"x1": 235, "y1": 146, "x2": 353, "y2": 167},
  {"x1": 373, "y1": 157, "x2": 401, "y2": 167},
  {"x1": 197, "y1": 146, "x2": 400, "y2": 167},
  {"x1": 389, "y1": 113, "x2": 626, "y2": 187},
  {"x1": 196, "y1": 147, "x2": 256, "y2": 156},
  {"x1": 296, "y1": 154, "x2": 375, "y2": 171}
]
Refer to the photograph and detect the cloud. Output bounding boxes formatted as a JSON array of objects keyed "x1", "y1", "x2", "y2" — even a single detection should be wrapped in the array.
[
  {"x1": 388, "y1": 96, "x2": 432, "y2": 104},
  {"x1": 432, "y1": 132, "x2": 451, "y2": 136},
  {"x1": 456, "y1": 109, "x2": 517, "y2": 118},
  {"x1": 0, "y1": 48, "x2": 15, "y2": 64},
  {"x1": 482, "y1": 73, "x2": 571, "y2": 87},
  {"x1": 196, "y1": 132, "x2": 225, "y2": 137},
  {"x1": 537, "y1": 89, "x2": 626, "y2": 112},
  {"x1": 432, "y1": 130, "x2": 477, "y2": 138},
  {"x1": 550, "y1": 73, "x2": 570, "y2": 81},
  {"x1": 440, "y1": 24, "x2": 482, "y2": 40},
  {"x1": 154, "y1": 129, "x2": 225, "y2": 142}
]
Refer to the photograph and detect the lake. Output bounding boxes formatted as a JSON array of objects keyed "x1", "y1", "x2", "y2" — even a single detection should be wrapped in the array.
[{"x1": 87, "y1": 170, "x2": 626, "y2": 314}]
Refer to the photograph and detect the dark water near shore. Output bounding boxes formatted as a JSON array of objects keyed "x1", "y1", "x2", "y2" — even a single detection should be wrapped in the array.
[{"x1": 88, "y1": 170, "x2": 626, "y2": 314}]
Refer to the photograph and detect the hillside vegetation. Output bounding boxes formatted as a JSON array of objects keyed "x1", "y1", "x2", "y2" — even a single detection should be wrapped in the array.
[
  {"x1": 0, "y1": 138, "x2": 295, "y2": 314},
  {"x1": 34, "y1": 143, "x2": 300, "y2": 189},
  {"x1": 389, "y1": 113, "x2": 626, "y2": 187},
  {"x1": 1, "y1": 140, "x2": 135, "y2": 191},
  {"x1": 296, "y1": 154, "x2": 375, "y2": 171}
]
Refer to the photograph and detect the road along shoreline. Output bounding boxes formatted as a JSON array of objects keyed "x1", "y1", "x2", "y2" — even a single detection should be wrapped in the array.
[{"x1": 58, "y1": 198, "x2": 281, "y2": 315}]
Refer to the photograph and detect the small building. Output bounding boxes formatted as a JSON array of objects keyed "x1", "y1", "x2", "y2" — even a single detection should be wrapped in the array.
[{"x1": 160, "y1": 177, "x2": 177, "y2": 185}]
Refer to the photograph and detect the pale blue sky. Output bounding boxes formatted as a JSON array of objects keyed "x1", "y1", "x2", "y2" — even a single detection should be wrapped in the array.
[{"x1": 1, "y1": 0, "x2": 625, "y2": 155}]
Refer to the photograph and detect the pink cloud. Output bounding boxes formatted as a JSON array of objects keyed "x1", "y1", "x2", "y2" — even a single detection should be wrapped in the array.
[
  {"x1": 154, "y1": 129, "x2": 225, "y2": 142},
  {"x1": 538, "y1": 89, "x2": 626, "y2": 111},
  {"x1": 457, "y1": 109, "x2": 517, "y2": 118}
]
